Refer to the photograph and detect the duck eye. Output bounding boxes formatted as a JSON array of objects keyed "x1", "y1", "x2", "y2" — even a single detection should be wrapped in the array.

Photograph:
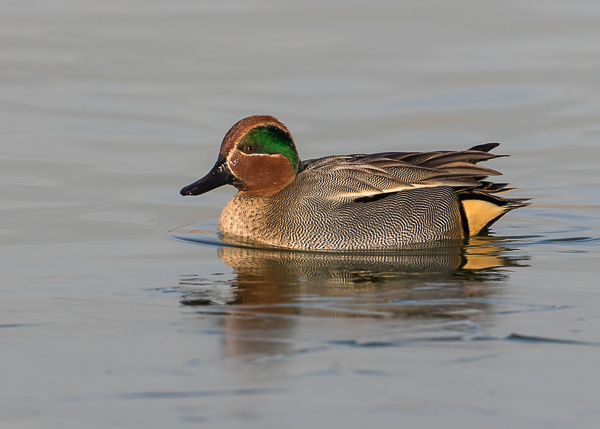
[{"x1": 243, "y1": 144, "x2": 256, "y2": 153}]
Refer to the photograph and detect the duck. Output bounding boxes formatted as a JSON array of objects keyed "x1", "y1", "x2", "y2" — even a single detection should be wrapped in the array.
[{"x1": 180, "y1": 115, "x2": 529, "y2": 251}]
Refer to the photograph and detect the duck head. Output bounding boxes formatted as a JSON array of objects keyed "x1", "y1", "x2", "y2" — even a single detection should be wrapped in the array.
[{"x1": 180, "y1": 115, "x2": 301, "y2": 197}]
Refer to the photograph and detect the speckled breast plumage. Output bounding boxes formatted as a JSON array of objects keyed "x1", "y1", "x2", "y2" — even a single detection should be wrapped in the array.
[{"x1": 218, "y1": 155, "x2": 465, "y2": 251}]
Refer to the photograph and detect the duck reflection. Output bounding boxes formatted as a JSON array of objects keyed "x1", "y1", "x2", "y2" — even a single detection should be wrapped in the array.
[{"x1": 180, "y1": 237, "x2": 528, "y2": 357}]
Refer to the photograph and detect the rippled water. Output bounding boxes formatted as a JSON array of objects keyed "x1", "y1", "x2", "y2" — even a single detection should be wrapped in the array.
[{"x1": 2, "y1": 0, "x2": 600, "y2": 427}]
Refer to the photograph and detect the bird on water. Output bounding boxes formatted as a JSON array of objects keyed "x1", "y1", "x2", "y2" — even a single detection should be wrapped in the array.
[{"x1": 180, "y1": 115, "x2": 529, "y2": 251}]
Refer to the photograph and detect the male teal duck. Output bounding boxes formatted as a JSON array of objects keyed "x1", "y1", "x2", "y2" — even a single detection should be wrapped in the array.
[{"x1": 181, "y1": 115, "x2": 529, "y2": 251}]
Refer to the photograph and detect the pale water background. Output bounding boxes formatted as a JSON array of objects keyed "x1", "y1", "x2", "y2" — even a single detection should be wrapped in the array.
[{"x1": 2, "y1": 0, "x2": 600, "y2": 427}]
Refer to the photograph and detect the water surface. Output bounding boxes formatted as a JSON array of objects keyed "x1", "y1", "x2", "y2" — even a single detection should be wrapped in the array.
[{"x1": 2, "y1": 0, "x2": 600, "y2": 427}]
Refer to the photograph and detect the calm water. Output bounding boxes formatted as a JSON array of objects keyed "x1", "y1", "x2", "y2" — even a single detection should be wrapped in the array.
[{"x1": 2, "y1": 0, "x2": 600, "y2": 427}]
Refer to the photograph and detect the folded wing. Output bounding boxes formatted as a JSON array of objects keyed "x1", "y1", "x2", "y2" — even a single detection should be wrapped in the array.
[{"x1": 301, "y1": 143, "x2": 529, "y2": 236}]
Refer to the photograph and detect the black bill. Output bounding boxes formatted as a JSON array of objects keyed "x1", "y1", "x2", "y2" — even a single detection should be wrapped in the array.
[{"x1": 180, "y1": 161, "x2": 234, "y2": 196}]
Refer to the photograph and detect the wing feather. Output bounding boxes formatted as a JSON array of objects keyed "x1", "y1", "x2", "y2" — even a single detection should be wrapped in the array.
[{"x1": 300, "y1": 144, "x2": 514, "y2": 202}]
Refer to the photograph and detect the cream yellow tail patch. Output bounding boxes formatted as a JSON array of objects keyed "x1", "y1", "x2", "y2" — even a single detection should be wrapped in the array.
[{"x1": 462, "y1": 199, "x2": 506, "y2": 236}]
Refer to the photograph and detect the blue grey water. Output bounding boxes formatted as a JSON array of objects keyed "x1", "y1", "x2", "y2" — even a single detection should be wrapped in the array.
[{"x1": 1, "y1": 0, "x2": 600, "y2": 427}]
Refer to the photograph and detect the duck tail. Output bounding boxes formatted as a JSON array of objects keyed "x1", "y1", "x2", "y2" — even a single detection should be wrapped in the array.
[{"x1": 458, "y1": 190, "x2": 530, "y2": 236}]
